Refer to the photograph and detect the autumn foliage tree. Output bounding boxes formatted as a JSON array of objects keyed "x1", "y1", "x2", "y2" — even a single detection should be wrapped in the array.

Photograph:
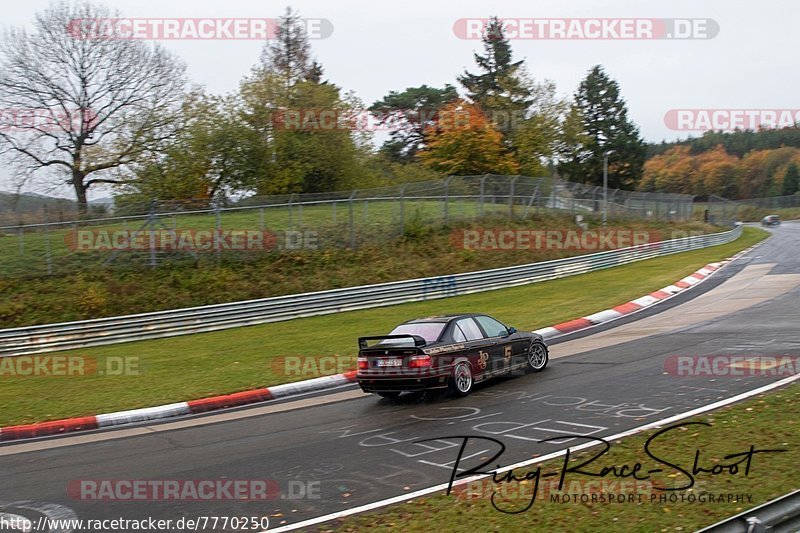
[{"x1": 419, "y1": 100, "x2": 518, "y2": 176}]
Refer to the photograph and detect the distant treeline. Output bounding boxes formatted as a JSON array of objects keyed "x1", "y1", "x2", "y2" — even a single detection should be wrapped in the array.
[{"x1": 647, "y1": 126, "x2": 800, "y2": 158}]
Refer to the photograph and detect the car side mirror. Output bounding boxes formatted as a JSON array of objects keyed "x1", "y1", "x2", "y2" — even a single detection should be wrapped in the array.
[{"x1": 507, "y1": 327, "x2": 517, "y2": 335}]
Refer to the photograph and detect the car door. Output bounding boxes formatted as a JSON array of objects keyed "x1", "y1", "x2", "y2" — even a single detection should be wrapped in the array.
[
  {"x1": 453, "y1": 317, "x2": 495, "y2": 380},
  {"x1": 474, "y1": 315, "x2": 518, "y2": 373}
]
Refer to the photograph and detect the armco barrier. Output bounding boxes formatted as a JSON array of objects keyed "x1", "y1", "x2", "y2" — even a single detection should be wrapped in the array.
[{"x1": 0, "y1": 226, "x2": 742, "y2": 357}]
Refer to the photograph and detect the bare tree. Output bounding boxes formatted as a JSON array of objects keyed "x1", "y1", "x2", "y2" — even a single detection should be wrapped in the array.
[{"x1": 0, "y1": 1, "x2": 187, "y2": 214}]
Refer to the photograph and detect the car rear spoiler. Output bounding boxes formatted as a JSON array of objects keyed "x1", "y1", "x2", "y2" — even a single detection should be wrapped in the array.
[{"x1": 358, "y1": 335, "x2": 427, "y2": 349}]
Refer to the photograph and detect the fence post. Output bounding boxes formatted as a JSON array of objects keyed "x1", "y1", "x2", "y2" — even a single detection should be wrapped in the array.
[
  {"x1": 332, "y1": 200, "x2": 337, "y2": 224},
  {"x1": 288, "y1": 193, "x2": 294, "y2": 231},
  {"x1": 349, "y1": 190, "x2": 357, "y2": 248},
  {"x1": 443, "y1": 176, "x2": 453, "y2": 223},
  {"x1": 480, "y1": 174, "x2": 488, "y2": 216},
  {"x1": 149, "y1": 201, "x2": 158, "y2": 269},
  {"x1": 259, "y1": 207, "x2": 265, "y2": 231},
  {"x1": 509, "y1": 175, "x2": 519, "y2": 218},
  {"x1": 17, "y1": 226, "x2": 24, "y2": 256},
  {"x1": 44, "y1": 205, "x2": 52, "y2": 275},
  {"x1": 399, "y1": 183, "x2": 407, "y2": 236},
  {"x1": 214, "y1": 203, "x2": 221, "y2": 266}
]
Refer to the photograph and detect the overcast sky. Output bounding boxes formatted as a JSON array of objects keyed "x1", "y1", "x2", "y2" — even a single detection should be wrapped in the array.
[{"x1": 2, "y1": 0, "x2": 798, "y2": 198}]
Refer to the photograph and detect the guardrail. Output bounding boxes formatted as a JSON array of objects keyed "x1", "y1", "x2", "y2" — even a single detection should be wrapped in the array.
[
  {"x1": 0, "y1": 225, "x2": 742, "y2": 357},
  {"x1": 696, "y1": 490, "x2": 800, "y2": 532}
]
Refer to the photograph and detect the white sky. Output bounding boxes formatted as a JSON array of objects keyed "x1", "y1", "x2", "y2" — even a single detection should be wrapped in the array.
[{"x1": 2, "y1": 0, "x2": 798, "y2": 198}]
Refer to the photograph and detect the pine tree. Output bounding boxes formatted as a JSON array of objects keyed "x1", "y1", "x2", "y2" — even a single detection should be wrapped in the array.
[
  {"x1": 369, "y1": 85, "x2": 458, "y2": 162},
  {"x1": 457, "y1": 17, "x2": 532, "y2": 122},
  {"x1": 261, "y1": 7, "x2": 318, "y2": 86},
  {"x1": 560, "y1": 65, "x2": 646, "y2": 189},
  {"x1": 782, "y1": 162, "x2": 800, "y2": 195}
]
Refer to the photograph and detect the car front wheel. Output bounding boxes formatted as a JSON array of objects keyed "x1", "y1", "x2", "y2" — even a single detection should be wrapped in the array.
[
  {"x1": 449, "y1": 362, "x2": 474, "y2": 396},
  {"x1": 526, "y1": 341, "x2": 549, "y2": 372}
]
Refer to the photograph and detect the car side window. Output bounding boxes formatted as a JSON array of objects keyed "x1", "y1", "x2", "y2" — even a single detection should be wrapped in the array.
[
  {"x1": 456, "y1": 318, "x2": 483, "y2": 341},
  {"x1": 452, "y1": 324, "x2": 467, "y2": 342},
  {"x1": 474, "y1": 316, "x2": 508, "y2": 338}
]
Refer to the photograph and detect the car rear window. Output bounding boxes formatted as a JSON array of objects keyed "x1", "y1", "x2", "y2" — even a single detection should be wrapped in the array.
[{"x1": 389, "y1": 323, "x2": 446, "y2": 343}]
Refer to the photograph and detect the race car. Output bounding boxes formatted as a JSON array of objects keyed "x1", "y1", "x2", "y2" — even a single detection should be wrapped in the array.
[
  {"x1": 356, "y1": 313, "x2": 548, "y2": 398},
  {"x1": 761, "y1": 214, "x2": 781, "y2": 227}
]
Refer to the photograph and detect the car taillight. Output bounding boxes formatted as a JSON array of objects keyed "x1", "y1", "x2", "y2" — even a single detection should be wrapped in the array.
[
  {"x1": 357, "y1": 357, "x2": 368, "y2": 370},
  {"x1": 408, "y1": 355, "x2": 431, "y2": 368}
]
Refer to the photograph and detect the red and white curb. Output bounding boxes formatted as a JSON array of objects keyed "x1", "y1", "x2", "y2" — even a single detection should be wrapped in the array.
[
  {"x1": 533, "y1": 262, "x2": 724, "y2": 340},
  {"x1": 0, "y1": 252, "x2": 749, "y2": 442},
  {"x1": 0, "y1": 372, "x2": 357, "y2": 442}
]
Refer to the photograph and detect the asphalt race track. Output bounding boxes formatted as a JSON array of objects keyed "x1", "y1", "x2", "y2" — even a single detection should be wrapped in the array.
[{"x1": 1, "y1": 223, "x2": 798, "y2": 532}]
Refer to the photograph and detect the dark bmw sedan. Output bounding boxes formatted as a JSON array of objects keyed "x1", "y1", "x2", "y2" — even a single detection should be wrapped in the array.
[{"x1": 356, "y1": 313, "x2": 548, "y2": 398}]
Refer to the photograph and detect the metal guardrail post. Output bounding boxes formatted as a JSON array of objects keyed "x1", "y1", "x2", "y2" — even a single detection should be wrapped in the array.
[{"x1": 696, "y1": 490, "x2": 800, "y2": 532}]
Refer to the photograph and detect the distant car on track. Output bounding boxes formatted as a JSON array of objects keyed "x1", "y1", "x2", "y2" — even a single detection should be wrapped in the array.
[
  {"x1": 762, "y1": 214, "x2": 781, "y2": 226},
  {"x1": 356, "y1": 313, "x2": 548, "y2": 398}
]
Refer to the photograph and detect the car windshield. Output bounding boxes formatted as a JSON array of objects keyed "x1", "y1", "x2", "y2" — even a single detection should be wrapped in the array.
[{"x1": 388, "y1": 322, "x2": 446, "y2": 343}]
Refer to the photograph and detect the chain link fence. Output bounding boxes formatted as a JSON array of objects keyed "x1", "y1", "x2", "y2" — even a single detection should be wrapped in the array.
[
  {"x1": 700, "y1": 193, "x2": 800, "y2": 225},
  {"x1": 0, "y1": 175, "x2": 697, "y2": 277}
]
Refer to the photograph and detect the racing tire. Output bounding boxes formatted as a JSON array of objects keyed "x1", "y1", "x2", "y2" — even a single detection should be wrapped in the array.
[
  {"x1": 449, "y1": 361, "x2": 474, "y2": 397},
  {"x1": 526, "y1": 341, "x2": 549, "y2": 373}
]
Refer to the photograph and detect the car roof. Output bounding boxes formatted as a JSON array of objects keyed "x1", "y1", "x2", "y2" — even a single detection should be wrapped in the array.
[{"x1": 403, "y1": 313, "x2": 488, "y2": 324}]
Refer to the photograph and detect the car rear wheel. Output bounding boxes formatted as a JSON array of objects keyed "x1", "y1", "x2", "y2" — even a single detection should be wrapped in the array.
[
  {"x1": 526, "y1": 341, "x2": 549, "y2": 372},
  {"x1": 449, "y1": 362, "x2": 473, "y2": 396},
  {"x1": 377, "y1": 391, "x2": 401, "y2": 399}
]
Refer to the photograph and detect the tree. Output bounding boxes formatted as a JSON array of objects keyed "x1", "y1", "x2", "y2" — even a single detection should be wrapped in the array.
[
  {"x1": 239, "y1": 7, "x2": 369, "y2": 194},
  {"x1": 559, "y1": 65, "x2": 646, "y2": 189},
  {"x1": 369, "y1": 85, "x2": 458, "y2": 162},
  {"x1": 511, "y1": 81, "x2": 569, "y2": 176},
  {"x1": 0, "y1": 1, "x2": 186, "y2": 214},
  {"x1": 118, "y1": 91, "x2": 263, "y2": 208},
  {"x1": 419, "y1": 99, "x2": 518, "y2": 176},
  {"x1": 458, "y1": 17, "x2": 532, "y2": 123},
  {"x1": 782, "y1": 163, "x2": 800, "y2": 196}
]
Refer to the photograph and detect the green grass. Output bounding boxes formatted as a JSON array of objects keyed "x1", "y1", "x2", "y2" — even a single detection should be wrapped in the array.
[
  {"x1": 0, "y1": 227, "x2": 768, "y2": 427},
  {"x1": 321, "y1": 384, "x2": 798, "y2": 532},
  {"x1": 0, "y1": 216, "x2": 719, "y2": 327}
]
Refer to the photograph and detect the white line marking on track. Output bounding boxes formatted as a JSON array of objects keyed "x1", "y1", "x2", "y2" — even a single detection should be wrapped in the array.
[{"x1": 265, "y1": 373, "x2": 800, "y2": 532}]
